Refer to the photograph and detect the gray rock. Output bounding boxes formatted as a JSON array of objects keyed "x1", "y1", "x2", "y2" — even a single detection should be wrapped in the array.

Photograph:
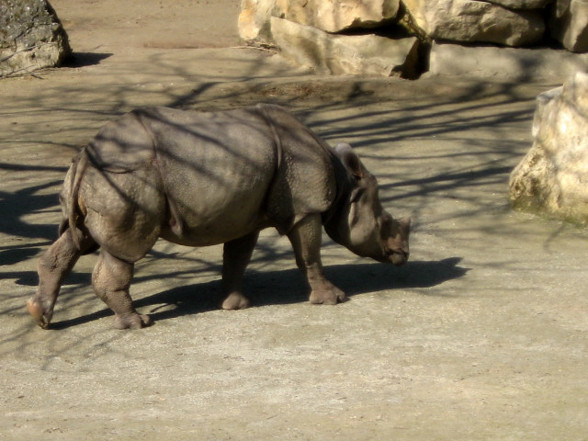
[
  {"x1": 509, "y1": 72, "x2": 588, "y2": 224},
  {"x1": 270, "y1": 16, "x2": 422, "y2": 78},
  {"x1": 549, "y1": 0, "x2": 588, "y2": 53},
  {"x1": 403, "y1": 0, "x2": 545, "y2": 46},
  {"x1": 0, "y1": 0, "x2": 71, "y2": 77}
]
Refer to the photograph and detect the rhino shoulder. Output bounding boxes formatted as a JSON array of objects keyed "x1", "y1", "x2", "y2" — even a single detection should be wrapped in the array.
[{"x1": 261, "y1": 104, "x2": 337, "y2": 233}]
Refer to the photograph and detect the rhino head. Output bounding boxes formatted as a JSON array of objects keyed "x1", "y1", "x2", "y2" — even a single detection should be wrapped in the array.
[{"x1": 324, "y1": 143, "x2": 410, "y2": 266}]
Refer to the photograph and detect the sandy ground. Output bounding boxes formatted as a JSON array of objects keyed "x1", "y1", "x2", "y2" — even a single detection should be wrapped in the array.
[{"x1": 1, "y1": 1, "x2": 587, "y2": 440}]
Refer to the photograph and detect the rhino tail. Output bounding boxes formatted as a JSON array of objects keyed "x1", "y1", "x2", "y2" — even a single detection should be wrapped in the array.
[{"x1": 61, "y1": 149, "x2": 95, "y2": 253}]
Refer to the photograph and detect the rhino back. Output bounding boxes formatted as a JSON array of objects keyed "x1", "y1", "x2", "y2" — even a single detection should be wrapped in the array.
[
  {"x1": 85, "y1": 110, "x2": 155, "y2": 171},
  {"x1": 80, "y1": 105, "x2": 337, "y2": 248},
  {"x1": 139, "y1": 107, "x2": 279, "y2": 245}
]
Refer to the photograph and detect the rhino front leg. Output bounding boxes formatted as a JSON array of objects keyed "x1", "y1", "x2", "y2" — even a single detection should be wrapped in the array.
[
  {"x1": 27, "y1": 229, "x2": 95, "y2": 329},
  {"x1": 288, "y1": 214, "x2": 347, "y2": 305},
  {"x1": 92, "y1": 250, "x2": 151, "y2": 329},
  {"x1": 219, "y1": 232, "x2": 259, "y2": 310}
]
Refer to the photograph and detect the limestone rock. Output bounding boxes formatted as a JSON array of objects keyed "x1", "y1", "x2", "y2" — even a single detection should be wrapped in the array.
[
  {"x1": 549, "y1": 0, "x2": 588, "y2": 53},
  {"x1": 403, "y1": 0, "x2": 545, "y2": 46},
  {"x1": 484, "y1": 0, "x2": 552, "y2": 8},
  {"x1": 238, "y1": 0, "x2": 277, "y2": 43},
  {"x1": 0, "y1": 0, "x2": 71, "y2": 77},
  {"x1": 238, "y1": 0, "x2": 400, "y2": 43},
  {"x1": 428, "y1": 42, "x2": 588, "y2": 82},
  {"x1": 509, "y1": 72, "x2": 588, "y2": 224},
  {"x1": 273, "y1": 0, "x2": 400, "y2": 33},
  {"x1": 270, "y1": 16, "x2": 422, "y2": 78}
]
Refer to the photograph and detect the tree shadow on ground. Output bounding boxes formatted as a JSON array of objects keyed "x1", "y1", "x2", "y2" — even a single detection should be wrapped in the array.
[
  {"x1": 48, "y1": 257, "x2": 467, "y2": 329},
  {"x1": 0, "y1": 61, "x2": 541, "y2": 247},
  {"x1": 0, "y1": 55, "x2": 540, "y2": 336}
]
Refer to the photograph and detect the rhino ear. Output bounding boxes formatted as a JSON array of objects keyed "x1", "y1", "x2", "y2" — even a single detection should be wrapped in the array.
[{"x1": 334, "y1": 143, "x2": 364, "y2": 179}]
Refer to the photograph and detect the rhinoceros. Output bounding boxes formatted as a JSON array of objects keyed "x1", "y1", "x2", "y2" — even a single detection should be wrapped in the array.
[{"x1": 27, "y1": 104, "x2": 410, "y2": 330}]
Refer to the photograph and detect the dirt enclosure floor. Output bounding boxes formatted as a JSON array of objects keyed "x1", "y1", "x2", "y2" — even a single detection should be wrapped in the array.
[{"x1": 1, "y1": 1, "x2": 587, "y2": 440}]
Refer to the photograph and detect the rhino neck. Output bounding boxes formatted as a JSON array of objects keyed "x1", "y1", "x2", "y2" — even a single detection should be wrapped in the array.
[{"x1": 322, "y1": 153, "x2": 355, "y2": 247}]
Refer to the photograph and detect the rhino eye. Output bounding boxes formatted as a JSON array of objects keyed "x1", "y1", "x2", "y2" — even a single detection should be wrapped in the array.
[{"x1": 378, "y1": 216, "x2": 396, "y2": 237}]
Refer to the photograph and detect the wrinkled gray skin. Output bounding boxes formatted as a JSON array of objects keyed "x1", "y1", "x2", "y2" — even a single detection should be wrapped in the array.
[{"x1": 27, "y1": 104, "x2": 410, "y2": 330}]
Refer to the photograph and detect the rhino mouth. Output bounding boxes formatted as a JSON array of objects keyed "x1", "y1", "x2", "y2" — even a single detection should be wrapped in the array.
[{"x1": 385, "y1": 249, "x2": 409, "y2": 266}]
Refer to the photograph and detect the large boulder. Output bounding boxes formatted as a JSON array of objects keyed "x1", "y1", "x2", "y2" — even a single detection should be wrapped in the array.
[
  {"x1": 403, "y1": 0, "x2": 545, "y2": 47},
  {"x1": 549, "y1": 0, "x2": 588, "y2": 53},
  {"x1": 484, "y1": 0, "x2": 552, "y2": 8},
  {"x1": 238, "y1": 0, "x2": 400, "y2": 43},
  {"x1": 273, "y1": 0, "x2": 400, "y2": 33},
  {"x1": 0, "y1": 0, "x2": 71, "y2": 77},
  {"x1": 509, "y1": 72, "x2": 588, "y2": 225},
  {"x1": 270, "y1": 16, "x2": 422, "y2": 78}
]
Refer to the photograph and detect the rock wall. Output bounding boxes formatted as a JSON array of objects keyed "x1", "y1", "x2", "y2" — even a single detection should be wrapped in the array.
[
  {"x1": 0, "y1": 0, "x2": 71, "y2": 78},
  {"x1": 550, "y1": 0, "x2": 588, "y2": 52},
  {"x1": 273, "y1": 0, "x2": 400, "y2": 33},
  {"x1": 239, "y1": 0, "x2": 588, "y2": 78},
  {"x1": 403, "y1": 0, "x2": 546, "y2": 47},
  {"x1": 271, "y1": 16, "x2": 422, "y2": 78},
  {"x1": 509, "y1": 72, "x2": 588, "y2": 224}
]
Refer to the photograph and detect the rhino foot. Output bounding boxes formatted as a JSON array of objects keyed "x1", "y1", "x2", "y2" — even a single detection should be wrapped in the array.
[
  {"x1": 26, "y1": 298, "x2": 53, "y2": 329},
  {"x1": 113, "y1": 313, "x2": 153, "y2": 330},
  {"x1": 220, "y1": 291, "x2": 251, "y2": 310},
  {"x1": 309, "y1": 286, "x2": 347, "y2": 305}
]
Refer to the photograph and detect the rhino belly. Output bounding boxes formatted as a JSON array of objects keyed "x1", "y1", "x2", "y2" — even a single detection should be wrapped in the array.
[
  {"x1": 157, "y1": 145, "x2": 277, "y2": 246},
  {"x1": 159, "y1": 180, "x2": 273, "y2": 246}
]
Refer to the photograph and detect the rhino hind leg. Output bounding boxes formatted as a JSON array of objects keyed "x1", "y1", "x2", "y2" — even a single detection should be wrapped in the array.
[
  {"x1": 287, "y1": 214, "x2": 347, "y2": 305},
  {"x1": 92, "y1": 250, "x2": 152, "y2": 329},
  {"x1": 219, "y1": 232, "x2": 259, "y2": 310},
  {"x1": 27, "y1": 228, "x2": 97, "y2": 329}
]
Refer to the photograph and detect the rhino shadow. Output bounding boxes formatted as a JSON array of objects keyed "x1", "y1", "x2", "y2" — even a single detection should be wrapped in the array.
[
  {"x1": 327, "y1": 257, "x2": 467, "y2": 295},
  {"x1": 148, "y1": 257, "x2": 468, "y2": 323},
  {"x1": 247, "y1": 256, "x2": 469, "y2": 306},
  {"x1": 49, "y1": 257, "x2": 466, "y2": 329}
]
